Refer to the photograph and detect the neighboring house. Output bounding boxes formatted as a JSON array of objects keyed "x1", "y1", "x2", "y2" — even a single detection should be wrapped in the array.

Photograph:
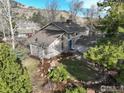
[
  {"x1": 25, "y1": 19, "x2": 89, "y2": 59},
  {"x1": 16, "y1": 20, "x2": 40, "y2": 38}
]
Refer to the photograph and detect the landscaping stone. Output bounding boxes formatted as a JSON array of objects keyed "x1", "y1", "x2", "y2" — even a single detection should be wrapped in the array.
[
  {"x1": 42, "y1": 81, "x2": 56, "y2": 92},
  {"x1": 87, "y1": 88, "x2": 95, "y2": 93}
]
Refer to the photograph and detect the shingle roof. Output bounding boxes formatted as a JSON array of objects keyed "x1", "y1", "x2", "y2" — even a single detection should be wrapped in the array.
[
  {"x1": 39, "y1": 20, "x2": 86, "y2": 34},
  {"x1": 25, "y1": 29, "x2": 63, "y2": 47},
  {"x1": 52, "y1": 21, "x2": 84, "y2": 33},
  {"x1": 25, "y1": 21, "x2": 87, "y2": 47}
]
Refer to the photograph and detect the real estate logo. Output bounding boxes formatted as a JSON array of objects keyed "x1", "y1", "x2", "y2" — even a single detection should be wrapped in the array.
[{"x1": 100, "y1": 85, "x2": 124, "y2": 92}]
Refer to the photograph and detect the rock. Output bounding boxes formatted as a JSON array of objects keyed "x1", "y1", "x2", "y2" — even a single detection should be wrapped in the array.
[
  {"x1": 40, "y1": 73, "x2": 44, "y2": 77},
  {"x1": 42, "y1": 81, "x2": 57, "y2": 92},
  {"x1": 50, "y1": 58, "x2": 60, "y2": 68},
  {"x1": 37, "y1": 69, "x2": 41, "y2": 72},
  {"x1": 50, "y1": 61, "x2": 56, "y2": 67},
  {"x1": 62, "y1": 80, "x2": 67, "y2": 84},
  {"x1": 87, "y1": 88, "x2": 95, "y2": 93}
]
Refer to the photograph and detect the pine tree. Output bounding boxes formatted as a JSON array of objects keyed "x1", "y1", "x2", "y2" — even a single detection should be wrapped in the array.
[
  {"x1": 0, "y1": 43, "x2": 32, "y2": 93},
  {"x1": 97, "y1": 0, "x2": 124, "y2": 36},
  {"x1": 84, "y1": 41, "x2": 124, "y2": 70}
]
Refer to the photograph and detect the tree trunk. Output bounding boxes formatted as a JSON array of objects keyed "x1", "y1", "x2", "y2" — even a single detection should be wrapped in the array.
[
  {"x1": 7, "y1": 0, "x2": 15, "y2": 49},
  {"x1": 1, "y1": 22, "x2": 6, "y2": 41}
]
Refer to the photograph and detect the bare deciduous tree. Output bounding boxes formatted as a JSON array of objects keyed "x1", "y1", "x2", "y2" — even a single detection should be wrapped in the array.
[
  {"x1": 0, "y1": 16, "x2": 7, "y2": 40},
  {"x1": 69, "y1": 0, "x2": 83, "y2": 21},
  {"x1": 87, "y1": 5, "x2": 99, "y2": 37},
  {"x1": 0, "y1": 0, "x2": 15, "y2": 49},
  {"x1": 46, "y1": 0, "x2": 59, "y2": 22},
  {"x1": 88, "y1": 5, "x2": 98, "y2": 19}
]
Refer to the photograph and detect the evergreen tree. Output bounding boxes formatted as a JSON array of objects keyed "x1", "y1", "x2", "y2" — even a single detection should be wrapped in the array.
[
  {"x1": 84, "y1": 41, "x2": 124, "y2": 70},
  {"x1": 97, "y1": 0, "x2": 124, "y2": 37},
  {"x1": 0, "y1": 43, "x2": 32, "y2": 93},
  {"x1": 30, "y1": 11, "x2": 47, "y2": 26}
]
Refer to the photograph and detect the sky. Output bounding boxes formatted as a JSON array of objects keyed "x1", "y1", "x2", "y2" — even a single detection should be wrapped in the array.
[{"x1": 15, "y1": 0, "x2": 100, "y2": 10}]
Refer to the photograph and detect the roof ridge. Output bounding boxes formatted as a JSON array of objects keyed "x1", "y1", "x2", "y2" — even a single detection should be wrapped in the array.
[{"x1": 52, "y1": 22, "x2": 69, "y2": 33}]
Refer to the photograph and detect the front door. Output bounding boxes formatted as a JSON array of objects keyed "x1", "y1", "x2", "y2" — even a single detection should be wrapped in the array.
[{"x1": 68, "y1": 40, "x2": 73, "y2": 49}]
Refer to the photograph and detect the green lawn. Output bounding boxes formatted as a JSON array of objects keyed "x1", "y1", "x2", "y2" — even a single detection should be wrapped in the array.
[
  {"x1": 60, "y1": 58, "x2": 100, "y2": 81},
  {"x1": 116, "y1": 71, "x2": 124, "y2": 84}
]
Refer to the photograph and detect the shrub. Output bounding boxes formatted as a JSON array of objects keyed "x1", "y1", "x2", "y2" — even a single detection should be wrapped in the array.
[
  {"x1": 65, "y1": 87, "x2": 86, "y2": 93},
  {"x1": 15, "y1": 48, "x2": 28, "y2": 60},
  {"x1": 0, "y1": 43, "x2": 32, "y2": 93},
  {"x1": 84, "y1": 41, "x2": 124, "y2": 69},
  {"x1": 48, "y1": 65, "x2": 70, "y2": 82}
]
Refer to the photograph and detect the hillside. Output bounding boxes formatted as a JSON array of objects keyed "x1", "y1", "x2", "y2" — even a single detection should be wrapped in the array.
[
  {"x1": 0, "y1": 0, "x2": 89, "y2": 38},
  {"x1": 12, "y1": 0, "x2": 88, "y2": 25}
]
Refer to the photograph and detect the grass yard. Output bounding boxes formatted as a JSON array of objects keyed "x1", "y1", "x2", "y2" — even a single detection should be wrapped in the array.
[
  {"x1": 60, "y1": 58, "x2": 100, "y2": 81},
  {"x1": 21, "y1": 57, "x2": 40, "y2": 76},
  {"x1": 116, "y1": 71, "x2": 124, "y2": 84}
]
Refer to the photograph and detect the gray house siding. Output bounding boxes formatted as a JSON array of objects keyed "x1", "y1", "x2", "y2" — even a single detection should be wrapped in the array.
[{"x1": 30, "y1": 37, "x2": 63, "y2": 59}]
